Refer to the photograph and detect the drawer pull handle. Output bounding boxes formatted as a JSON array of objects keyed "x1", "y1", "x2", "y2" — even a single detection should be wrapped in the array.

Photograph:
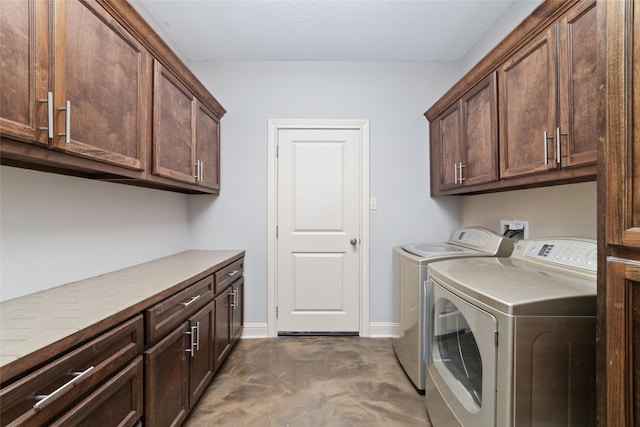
[
  {"x1": 33, "y1": 366, "x2": 94, "y2": 410},
  {"x1": 181, "y1": 294, "x2": 201, "y2": 307},
  {"x1": 228, "y1": 269, "x2": 240, "y2": 277}
]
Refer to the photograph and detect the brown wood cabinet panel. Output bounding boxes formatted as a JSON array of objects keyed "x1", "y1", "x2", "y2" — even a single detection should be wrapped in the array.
[
  {"x1": 433, "y1": 102, "x2": 462, "y2": 191},
  {"x1": 52, "y1": 0, "x2": 149, "y2": 170},
  {"x1": 195, "y1": 101, "x2": 221, "y2": 191},
  {"x1": 430, "y1": 74, "x2": 498, "y2": 195},
  {"x1": 500, "y1": 27, "x2": 558, "y2": 178},
  {"x1": 232, "y1": 278, "x2": 244, "y2": 342},
  {"x1": 0, "y1": 315, "x2": 143, "y2": 427},
  {"x1": 461, "y1": 73, "x2": 499, "y2": 186},
  {"x1": 601, "y1": 0, "x2": 640, "y2": 250},
  {"x1": 0, "y1": 0, "x2": 50, "y2": 146},
  {"x1": 188, "y1": 301, "x2": 215, "y2": 409},
  {"x1": 152, "y1": 60, "x2": 196, "y2": 184},
  {"x1": 145, "y1": 275, "x2": 214, "y2": 345},
  {"x1": 598, "y1": 0, "x2": 639, "y2": 425},
  {"x1": 558, "y1": 0, "x2": 598, "y2": 168},
  {"x1": 601, "y1": 260, "x2": 640, "y2": 426},
  {"x1": 214, "y1": 287, "x2": 232, "y2": 370},
  {"x1": 144, "y1": 322, "x2": 189, "y2": 427},
  {"x1": 49, "y1": 356, "x2": 143, "y2": 427}
]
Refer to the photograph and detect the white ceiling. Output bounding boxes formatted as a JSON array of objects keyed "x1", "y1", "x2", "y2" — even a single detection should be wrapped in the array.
[{"x1": 130, "y1": 0, "x2": 539, "y2": 62}]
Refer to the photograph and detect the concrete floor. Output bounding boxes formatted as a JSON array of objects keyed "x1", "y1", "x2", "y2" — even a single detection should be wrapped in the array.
[{"x1": 184, "y1": 337, "x2": 432, "y2": 426}]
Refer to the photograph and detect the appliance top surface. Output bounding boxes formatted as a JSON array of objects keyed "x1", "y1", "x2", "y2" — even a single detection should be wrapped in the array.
[
  {"x1": 401, "y1": 226, "x2": 512, "y2": 259},
  {"x1": 428, "y1": 237, "x2": 597, "y2": 316}
]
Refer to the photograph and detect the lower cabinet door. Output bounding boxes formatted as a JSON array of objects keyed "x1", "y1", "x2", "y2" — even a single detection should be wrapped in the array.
[
  {"x1": 49, "y1": 357, "x2": 143, "y2": 427},
  {"x1": 189, "y1": 301, "x2": 215, "y2": 408},
  {"x1": 144, "y1": 322, "x2": 190, "y2": 427},
  {"x1": 232, "y1": 279, "x2": 244, "y2": 342},
  {"x1": 214, "y1": 288, "x2": 232, "y2": 370}
]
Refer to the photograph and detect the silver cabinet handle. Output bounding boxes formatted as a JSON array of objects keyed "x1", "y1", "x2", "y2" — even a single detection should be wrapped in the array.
[
  {"x1": 33, "y1": 366, "x2": 94, "y2": 409},
  {"x1": 230, "y1": 288, "x2": 236, "y2": 309},
  {"x1": 458, "y1": 163, "x2": 466, "y2": 182},
  {"x1": 227, "y1": 269, "x2": 239, "y2": 277},
  {"x1": 453, "y1": 162, "x2": 458, "y2": 184},
  {"x1": 556, "y1": 127, "x2": 561, "y2": 164},
  {"x1": 234, "y1": 288, "x2": 239, "y2": 308},
  {"x1": 181, "y1": 294, "x2": 201, "y2": 307},
  {"x1": 543, "y1": 131, "x2": 551, "y2": 165},
  {"x1": 186, "y1": 324, "x2": 197, "y2": 357},
  {"x1": 544, "y1": 130, "x2": 560, "y2": 165},
  {"x1": 350, "y1": 238, "x2": 358, "y2": 246},
  {"x1": 38, "y1": 91, "x2": 53, "y2": 138},
  {"x1": 58, "y1": 100, "x2": 71, "y2": 144},
  {"x1": 193, "y1": 160, "x2": 204, "y2": 181},
  {"x1": 556, "y1": 127, "x2": 567, "y2": 165},
  {"x1": 195, "y1": 321, "x2": 200, "y2": 351}
]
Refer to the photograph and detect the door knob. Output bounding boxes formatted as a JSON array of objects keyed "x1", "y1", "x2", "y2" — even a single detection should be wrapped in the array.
[{"x1": 350, "y1": 238, "x2": 358, "y2": 246}]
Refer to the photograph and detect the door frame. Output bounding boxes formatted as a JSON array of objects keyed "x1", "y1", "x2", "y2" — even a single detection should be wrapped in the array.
[{"x1": 267, "y1": 119, "x2": 370, "y2": 338}]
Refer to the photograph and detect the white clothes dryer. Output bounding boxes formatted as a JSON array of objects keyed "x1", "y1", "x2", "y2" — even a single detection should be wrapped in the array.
[
  {"x1": 392, "y1": 227, "x2": 513, "y2": 392},
  {"x1": 425, "y1": 237, "x2": 597, "y2": 427}
]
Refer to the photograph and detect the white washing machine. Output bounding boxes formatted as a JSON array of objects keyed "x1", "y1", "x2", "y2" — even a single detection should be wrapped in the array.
[
  {"x1": 392, "y1": 227, "x2": 513, "y2": 392},
  {"x1": 425, "y1": 237, "x2": 597, "y2": 427}
]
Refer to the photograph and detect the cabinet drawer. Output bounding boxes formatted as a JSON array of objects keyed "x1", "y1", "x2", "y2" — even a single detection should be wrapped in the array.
[
  {"x1": 0, "y1": 315, "x2": 143, "y2": 427},
  {"x1": 145, "y1": 275, "x2": 214, "y2": 344},
  {"x1": 214, "y1": 258, "x2": 243, "y2": 294},
  {"x1": 50, "y1": 356, "x2": 143, "y2": 427}
]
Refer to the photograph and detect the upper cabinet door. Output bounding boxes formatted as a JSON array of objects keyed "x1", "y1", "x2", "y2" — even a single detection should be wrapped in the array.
[
  {"x1": 152, "y1": 61, "x2": 196, "y2": 184},
  {"x1": 0, "y1": 0, "x2": 50, "y2": 146},
  {"x1": 499, "y1": 27, "x2": 558, "y2": 178},
  {"x1": 195, "y1": 102, "x2": 221, "y2": 191},
  {"x1": 557, "y1": 0, "x2": 597, "y2": 168},
  {"x1": 52, "y1": 0, "x2": 149, "y2": 170},
  {"x1": 461, "y1": 73, "x2": 499, "y2": 187},
  {"x1": 432, "y1": 102, "x2": 462, "y2": 192}
]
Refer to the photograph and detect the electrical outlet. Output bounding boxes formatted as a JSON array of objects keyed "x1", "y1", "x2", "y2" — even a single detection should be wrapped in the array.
[
  {"x1": 500, "y1": 219, "x2": 529, "y2": 239},
  {"x1": 370, "y1": 198, "x2": 378, "y2": 210}
]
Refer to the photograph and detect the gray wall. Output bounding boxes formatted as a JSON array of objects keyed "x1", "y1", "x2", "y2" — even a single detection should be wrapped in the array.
[{"x1": 186, "y1": 61, "x2": 463, "y2": 325}]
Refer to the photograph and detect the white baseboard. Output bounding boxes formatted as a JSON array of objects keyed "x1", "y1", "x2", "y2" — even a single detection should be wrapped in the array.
[
  {"x1": 368, "y1": 322, "x2": 401, "y2": 338},
  {"x1": 241, "y1": 323, "x2": 269, "y2": 339},
  {"x1": 240, "y1": 322, "x2": 400, "y2": 339}
]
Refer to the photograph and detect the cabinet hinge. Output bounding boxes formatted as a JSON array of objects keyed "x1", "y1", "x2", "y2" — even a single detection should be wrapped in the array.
[
  {"x1": 276, "y1": 226, "x2": 278, "y2": 238},
  {"x1": 276, "y1": 144, "x2": 279, "y2": 158}
]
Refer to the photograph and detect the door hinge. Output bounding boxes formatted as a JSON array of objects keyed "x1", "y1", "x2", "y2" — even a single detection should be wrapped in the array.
[
  {"x1": 276, "y1": 306, "x2": 279, "y2": 319},
  {"x1": 495, "y1": 331, "x2": 498, "y2": 346},
  {"x1": 276, "y1": 226, "x2": 278, "y2": 238},
  {"x1": 276, "y1": 144, "x2": 279, "y2": 158}
]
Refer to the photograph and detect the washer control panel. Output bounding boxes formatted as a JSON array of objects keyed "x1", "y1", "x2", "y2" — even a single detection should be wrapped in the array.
[
  {"x1": 448, "y1": 227, "x2": 490, "y2": 247},
  {"x1": 514, "y1": 238, "x2": 597, "y2": 272}
]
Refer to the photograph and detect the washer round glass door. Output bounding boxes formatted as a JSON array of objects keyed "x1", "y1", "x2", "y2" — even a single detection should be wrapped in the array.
[{"x1": 430, "y1": 280, "x2": 497, "y2": 427}]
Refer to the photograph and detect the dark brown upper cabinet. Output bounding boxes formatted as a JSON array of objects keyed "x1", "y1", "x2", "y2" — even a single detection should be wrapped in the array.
[
  {"x1": 0, "y1": 0, "x2": 225, "y2": 195},
  {"x1": 425, "y1": 0, "x2": 597, "y2": 196},
  {"x1": 52, "y1": 0, "x2": 150, "y2": 170},
  {"x1": 0, "y1": 0, "x2": 50, "y2": 146},
  {"x1": 430, "y1": 73, "x2": 498, "y2": 195},
  {"x1": 500, "y1": 0, "x2": 597, "y2": 179}
]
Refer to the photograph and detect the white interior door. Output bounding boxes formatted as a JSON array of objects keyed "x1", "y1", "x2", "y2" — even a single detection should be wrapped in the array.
[{"x1": 275, "y1": 126, "x2": 362, "y2": 333}]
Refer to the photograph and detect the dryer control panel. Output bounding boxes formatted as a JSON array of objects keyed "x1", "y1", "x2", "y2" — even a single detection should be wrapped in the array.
[{"x1": 514, "y1": 238, "x2": 597, "y2": 273}]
